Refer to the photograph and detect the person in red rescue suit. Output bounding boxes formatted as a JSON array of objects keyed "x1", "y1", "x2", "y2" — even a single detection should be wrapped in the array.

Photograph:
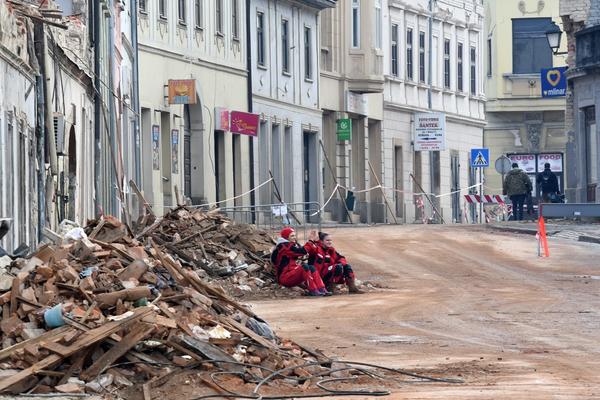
[
  {"x1": 270, "y1": 227, "x2": 331, "y2": 296},
  {"x1": 304, "y1": 231, "x2": 363, "y2": 294}
]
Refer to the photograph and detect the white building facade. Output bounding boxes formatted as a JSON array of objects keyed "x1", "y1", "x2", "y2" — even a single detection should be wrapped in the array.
[
  {"x1": 383, "y1": 0, "x2": 486, "y2": 223},
  {"x1": 249, "y1": 0, "x2": 336, "y2": 212},
  {"x1": 138, "y1": 0, "x2": 252, "y2": 214}
]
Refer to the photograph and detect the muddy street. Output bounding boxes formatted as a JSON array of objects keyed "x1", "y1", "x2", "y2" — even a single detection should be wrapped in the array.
[{"x1": 250, "y1": 225, "x2": 600, "y2": 399}]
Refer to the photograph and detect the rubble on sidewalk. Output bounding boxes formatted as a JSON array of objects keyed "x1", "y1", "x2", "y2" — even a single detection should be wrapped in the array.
[{"x1": 0, "y1": 207, "x2": 380, "y2": 398}]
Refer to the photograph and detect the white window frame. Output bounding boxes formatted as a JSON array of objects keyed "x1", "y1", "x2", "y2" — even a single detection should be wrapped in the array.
[
  {"x1": 374, "y1": 0, "x2": 382, "y2": 49},
  {"x1": 216, "y1": 0, "x2": 223, "y2": 35},
  {"x1": 391, "y1": 23, "x2": 398, "y2": 76},
  {"x1": 304, "y1": 25, "x2": 313, "y2": 80},
  {"x1": 194, "y1": 0, "x2": 203, "y2": 29},
  {"x1": 232, "y1": 0, "x2": 239, "y2": 40},
  {"x1": 257, "y1": 11, "x2": 266, "y2": 67},
  {"x1": 281, "y1": 18, "x2": 290, "y2": 74},
  {"x1": 351, "y1": 0, "x2": 360, "y2": 48}
]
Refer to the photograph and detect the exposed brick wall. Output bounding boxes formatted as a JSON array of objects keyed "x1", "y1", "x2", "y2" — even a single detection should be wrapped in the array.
[{"x1": 560, "y1": 0, "x2": 591, "y2": 23}]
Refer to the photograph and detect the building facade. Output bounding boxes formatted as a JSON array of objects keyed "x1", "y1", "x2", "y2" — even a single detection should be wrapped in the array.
[
  {"x1": 0, "y1": 0, "x2": 97, "y2": 252},
  {"x1": 485, "y1": 0, "x2": 567, "y2": 206},
  {"x1": 249, "y1": 0, "x2": 336, "y2": 213},
  {"x1": 560, "y1": 0, "x2": 600, "y2": 202},
  {"x1": 383, "y1": 0, "x2": 486, "y2": 223},
  {"x1": 0, "y1": 1, "x2": 37, "y2": 251},
  {"x1": 319, "y1": 0, "x2": 386, "y2": 223},
  {"x1": 138, "y1": 0, "x2": 251, "y2": 214}
]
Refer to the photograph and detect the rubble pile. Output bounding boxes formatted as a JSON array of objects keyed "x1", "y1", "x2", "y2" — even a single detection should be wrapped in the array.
[{"x1": 0, "y1": 214, "x2": 352, "y2": 397}]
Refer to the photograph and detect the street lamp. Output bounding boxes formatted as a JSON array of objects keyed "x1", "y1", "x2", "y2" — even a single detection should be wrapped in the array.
[{"x1": 546, "y1": 21, "x2": 567, "y2": 55}]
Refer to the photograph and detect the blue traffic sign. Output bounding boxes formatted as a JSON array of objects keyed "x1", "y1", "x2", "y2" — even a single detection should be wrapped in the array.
[
  {"x1": 541, "y1": 67, "x2": 567, "y2": 98},
  {"x1": 471, "y1": 148, "x2": 490, "y2": 168}
]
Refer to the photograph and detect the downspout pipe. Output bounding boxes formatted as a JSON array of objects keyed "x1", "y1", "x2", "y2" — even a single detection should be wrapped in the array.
[
  {"x1": 107, "y1": 0, "x2": 118, "y2": 216},
  {"x1": 93, "y1": 0, "x2": 102, "y2": 217},
  {"x1": 246, "y1": 0, "x2": 256, "y2": 214},
  {"x1": 131, "y1": 0, "x2": 141, "y2": 186},
  {"x1": 34, "y1": 23, "x2": 46, "y2": 242}
]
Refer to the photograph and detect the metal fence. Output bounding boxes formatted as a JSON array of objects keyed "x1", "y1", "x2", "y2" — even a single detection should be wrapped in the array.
[{"x1": 189, "y1": 202, "x2": 322, "y2": 242}]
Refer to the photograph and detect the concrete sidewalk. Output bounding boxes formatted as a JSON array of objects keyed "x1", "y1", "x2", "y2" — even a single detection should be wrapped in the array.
[{"x1": 488, "y1": 220, "x2": 600, "y2": 244}]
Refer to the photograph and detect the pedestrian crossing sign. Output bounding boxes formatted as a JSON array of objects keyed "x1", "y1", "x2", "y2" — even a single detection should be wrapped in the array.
[{"x1": 470, "y1": 148, "x2": 490, "y2": 168}]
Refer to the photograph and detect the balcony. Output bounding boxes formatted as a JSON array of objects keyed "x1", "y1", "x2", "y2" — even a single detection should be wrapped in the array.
[
  {"x1": 346, "y1": 49, "x2": 384, "y2": 93},
  {"x1": 576, "y1": 25, "x2": 600, "y2": 70},
  {"x1": 502, "y1": 73, "x2": 543, "y2": 97}
]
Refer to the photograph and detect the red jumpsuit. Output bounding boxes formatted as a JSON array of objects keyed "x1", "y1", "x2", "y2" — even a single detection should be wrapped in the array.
[
  {"x1": 271, "y1": 240, "x2": 325, "y2": 292},
  {"x1": 304, "y1": 241, "x2": 356, "y2": 285}
]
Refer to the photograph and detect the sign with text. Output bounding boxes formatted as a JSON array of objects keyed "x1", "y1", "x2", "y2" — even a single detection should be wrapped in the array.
[
  {"x1": 336, "y1": 118, "x2": 352, "y2": 141},
  {"x1": 152, "y1": 125, "x2": 160, "y2": 170},
  {"x1": 168, "y1": 79, "x2": 197, "y2": 104},
  {"x1": 537, "y1": 153, "x2": 563, "y2": 172},
  {"x1": 414, "y1": 112, "x2": 446, "y2": 151},
  {"x1": 230, "y1": 111, "x2": 259, "y2": 136},
  {"x1": 508, "y1": 153, "x2": 536, "y2": 173},
  {"x1": 345, "y1": 91, "x2": 368, "y2": 115},
  {"x1": 171, "y1": 129, "x2": 179, "y2": 174},
  {"x1": 541, "y1": 67, "x2": 567, "y2": 98}
]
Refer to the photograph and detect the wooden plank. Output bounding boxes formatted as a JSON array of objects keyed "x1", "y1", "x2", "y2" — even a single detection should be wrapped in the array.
[
  {"x1": 9, "y1": 277, "x2": 20, "y2": 315},
  {"x1": 177, "y1": 335, "x2": 243, "y2": 373},
  {"x1": 0, "y1": 307, "x2": 153, "y2": 392},
  {"x1": 129, "y1": 179, "x2": 156, "y2": 218},
  {"x1": 142, "y1": 314, "x2": 177, "y2": 329},
  {"x1": 56, "y1": 347, "x2": 93, "y2": 386},
  {"x1": 218, "y1": 316, "x2": 279, "y2": 351},
  {"x1": 80, "y1": 323, "x2": 155, "y2": 381},
  {"x1": 88, "y1": 218, "x2": 106, "y2": 239},
  {"x1": 89, "y1": 238, "x2": 134, "y2": 262},
  {"x1": 42, "y1": 341, "x2": 72, "y2": 357},
  {"x1": 183, "y1": 268, "x2": 258, "y2": 319},
  {"x1": 0, "y1": 326, "x2": 72, "y2": 362},
  {"x1": 157, "y1": 303, "x2": 194, "y2": 337}
]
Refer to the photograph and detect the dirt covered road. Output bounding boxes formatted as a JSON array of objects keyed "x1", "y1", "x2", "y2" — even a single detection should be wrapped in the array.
[{"x1": 250, "y1": 225, "x2": 600, "y2": 399}]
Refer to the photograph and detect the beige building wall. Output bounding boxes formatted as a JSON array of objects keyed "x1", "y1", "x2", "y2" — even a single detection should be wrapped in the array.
[
  {"x1": 484, "y1": 0, "x2": 567, "y2": 198},
  {"x1": 138, "y1": 0, "x2": 250, "y2": 215}
]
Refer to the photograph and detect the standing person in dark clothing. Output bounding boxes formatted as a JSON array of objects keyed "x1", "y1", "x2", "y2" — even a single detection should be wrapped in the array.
[
  {"x1": 537, "y1": 163, "x2": 560, "y2": 203},
  {"x1": 503, "y1": 163, "x2": 532, "y2": 221},
  {"x1": 270, "y1": 227, "x2": 329, "y2": 296}
]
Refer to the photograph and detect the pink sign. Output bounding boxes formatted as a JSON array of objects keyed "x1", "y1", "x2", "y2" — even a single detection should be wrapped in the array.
[
  {"x1": 214, "y1": 108, "x2": 230, "y2": 131},
  {"x1": 230, "y1": 111, "x2": 259, "y2": 136}
]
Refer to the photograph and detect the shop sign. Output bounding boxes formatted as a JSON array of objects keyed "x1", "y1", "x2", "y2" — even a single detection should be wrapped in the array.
[
  {"x1": 168, "y1": 79, "x2": 197, "y2": 104},
  {"x1": 541, "y1": 67, "x2": 567, "y2": 98},
  {"x1": 508, "y1": 154, "x2": 536, "y2": 173},
  {"x1": 345, "y1": 91, "x2": 368, "y2": 116},
  {"x1": 215, "y1": 108, "x2": 230, "y2": 132},
  {"x1": 537, "y1": 153, "x2": 563, "y2": 172},
  {"x1": 336, "y1": 118, "x2": 352, "y2": 141},
  {"x1": 171, "y1": 129, "x2": 179, "y2": 174},
  {"x1": 230, "y1": 111, "x2": 259, "y2": 136},
  {"x1": 152, "y1": 125, "x2": 160, "y2": 170},
  {"x1": 413, "y1": 112, "x2": 446, "y2": 151}
]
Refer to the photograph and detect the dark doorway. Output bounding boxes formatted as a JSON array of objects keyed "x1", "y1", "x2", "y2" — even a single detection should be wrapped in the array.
[
  {"x1": 303, "y1": 131, "x2": 318, "y2": 217},
  {"x1": 214, "y1": 131, "x2": 226, "y2": 203},
  {"x1": 394, "y1": 146, "x2": 404, "y2": 219},
  {"x1": 450, "y1": 151, "x2": 460, "y2": 223},
  {"x1": 67, "y1": 128, "x2": 77, "y2": 221},
  {"x1": 413, "y1": 151, "x2": 422, "y2": 220}
]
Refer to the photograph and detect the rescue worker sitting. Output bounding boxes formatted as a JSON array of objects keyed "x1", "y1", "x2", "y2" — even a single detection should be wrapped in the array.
[
  {"x1": 305, "y1": 231, "x2": 363, "y2": 294},
  {"x1": 270, "y1": 227, "x2": 330, "y2": 296}
]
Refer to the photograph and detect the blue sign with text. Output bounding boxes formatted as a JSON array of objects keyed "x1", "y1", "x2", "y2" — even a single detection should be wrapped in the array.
[
  {"x1": 471, "y1": 148, "x2": 490, "y2": 168},
  {"x1": 541, "y1": 67, "x2": 567, "y2": 98}
]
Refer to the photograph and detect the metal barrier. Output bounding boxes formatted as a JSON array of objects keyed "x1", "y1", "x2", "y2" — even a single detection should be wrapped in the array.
[{"x1": 189, "y1": 202, "x2": 322, "y2": 243}]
